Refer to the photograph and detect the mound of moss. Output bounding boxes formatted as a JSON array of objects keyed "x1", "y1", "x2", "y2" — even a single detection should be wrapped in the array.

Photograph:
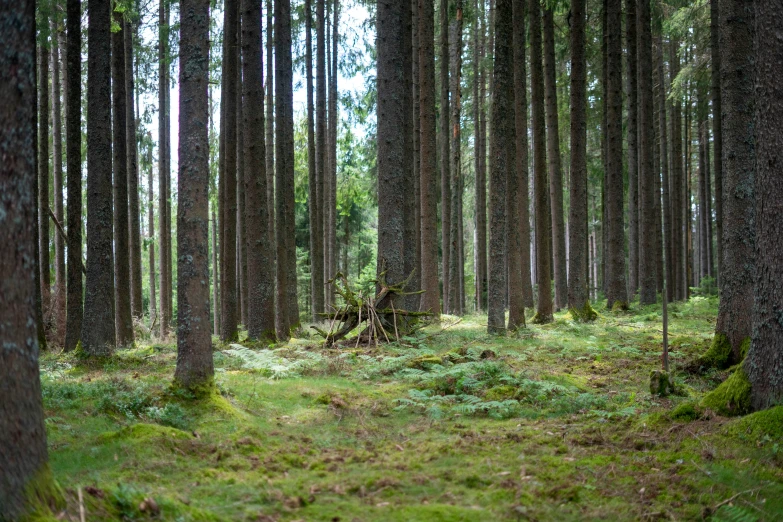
[
  {"x1": 726, "y1": 406, "x2": 783, "y2": 440},
  {"x1": 569, "y1": 301, "x2": 598, "y2": 322},
  {"x1": 697, "y1": 334, "x2": 749, "y2": 370},
  {"x1": 99, "y1": 422, "x2": 192, "y2": 443},
  {"x1": 701, "y1": 367, "x2": 751, "y2": 416},
  {"x1": 671, "y1": 401, "x2": 702, "y2": 421}
]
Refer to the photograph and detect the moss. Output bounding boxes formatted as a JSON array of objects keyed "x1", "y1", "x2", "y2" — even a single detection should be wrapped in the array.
[
  {"x1": 671, "y1": 401, "x2": 702, "y2": 421},
  {"x1": 531, "y1": 312, "x2": 554, "y2": 324},
  {"x1": 701, "y1": 367, "x2": 752, "y2": 416},
  {"x1": 569, "y1": 301, "x2": 599, "y2": 322},
  {"x1": 19, "y1": 464, "x2": 65, "y2": 522},
  {"x1": 738, "y1": 337, "x2": 751, "y2": 359},
  {"x1": 171, "y1": 375, "x2": 217, "y2": 399},
  {"x1": 406, "y1": 355, "x2": 444, "y2": 369},
  {"x1": 484, "y1": 385, "x2": 517, "y2": 401},
  {"x1": 610, "y1": 301, "x2": 628, "y2": 312},
  {"x1": 726, "y1": 405, "x2": 783, "y2": 440},
  {"x1": 698, "y1": 332, "x2": 733, "y2": 369},
  {"x1": 99, "y1": 423, "x2": 192, "y2": 443}
]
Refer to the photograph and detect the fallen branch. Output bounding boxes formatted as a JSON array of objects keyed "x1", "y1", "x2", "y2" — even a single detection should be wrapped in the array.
[{"x1": 48, "y1": 206, "x2": 86, "y2": 275}]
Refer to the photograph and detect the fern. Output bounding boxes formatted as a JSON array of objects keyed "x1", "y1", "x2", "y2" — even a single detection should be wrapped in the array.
[{"x1": 714, "y1": 504, "x2": 759, "y2": 522}]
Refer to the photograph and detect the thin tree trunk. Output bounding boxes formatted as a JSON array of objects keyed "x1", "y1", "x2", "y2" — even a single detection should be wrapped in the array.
[
  {"x1": 126, "y1": 18, "x2": 143, "y2": 320},
  {"x1": 698, "y1": 91, "x2": 708, "y2": 282},
  {"x1": 64, "y1": 0, "x2": 83, "y2": 352},
  {"x1": 657, "y1": 37, "x2": 673, "y2": 303},
  {"x1": 412, "y1": 0, "x2": 421, "y2": 311},
  {"x1": 237, "y1": 15, "x2": 248, "y2": 327},
  {"x1": 669, "y1": 37, "x2": 684, "y2": 301},
  {"x1": 473, "y1": 0, "x2": 485, "y2": 312},
  {"x1": 148, "y1": 147, "x2": 157, "y2": 327},
  {"x1": 51, "y1": 22, "x2": 66, "y2": 345},
  {"x1": 159, "y1": 0, "x2": 171, "y2": 337},
  {"x1": 419, "y1": 0, "x2": 440, "y2": 315},
  {"x1": 328, "y1": 0, "x2": 340, "y2": 309},
  {"x1": 83, "y1": 0, "x2": 116, "y2": 355},
  {"x1": 306, "y1": 0, "x2": 323, "y2": 321},
  {"x1": 316, "y1": 0, "x2": 327, "y2": 314},
  {"x1": 626, "y1": 0, "x2": 638, "y2": 296},
  {"x1": 542, "y1": 6, "x2": 566, "y2": 311},
  {"x1": 39, "y1": 38, "x2": 51, "y2": 319},
  {"x1": 448, "y1": 2, "x2": 463, "y2": 315},
  {"x1": 440, "y1": 0, "x2": 451, "y2": 313},
  {"x1": 710, "y1": 0, "x2": 722, "y2": 287},
  {"x1": 266, "y1": 0, "x2": 275, "y2": 244}
]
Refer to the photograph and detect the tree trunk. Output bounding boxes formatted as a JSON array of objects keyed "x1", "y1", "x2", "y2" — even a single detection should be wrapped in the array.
[
  {"x1": 243, "y1": 0, "x2": 276, "y2": 342},
  {"x1": 529, "y1": 0, "x2": 553, "y2": 323},
  {"x1": 276, "y1": 0, "x2": 299, "y2": 337},
  {"x1": 710, "y1": 0, "x2": 722, "y2": 287},
  {"x1": 51, "y1": 22, "x2": 66, "y2": 346},
  {"x1": 126, "y1": 19, "x2": 143, "y2": 320},
  {"x1": 315, "y1": 0, "x2": 327, "y2": 317},
  {"x1": 657, "y1": 37, "x2": 673, "y2": 304},
  {"x1": 220, "y1": 0, "x2": 239, "y2": 342},
  {"x1": 419, "y1": 0, "x2": 440, "y2": 316},
  {"x1": 626, "y1": 0, "x2": 638, "y2": 297},
  {"x1": 448, "y1": 2, "x2": 463, "y2": 316},
  {"x1": 64, "y1": 0, "x2": 83, "y2": 352},
  {"x1": 473, "y1": 0, "x2": 486, "y2": 312},
  {"x1": 669, "y1": 37, "x2": 684, "y2": 301},
  {"x1": 637, "y1": 0, "x2": 656, "y2": 305},
  {"x1": 412, "y1": 0, "x2": 421, "y2": 312},
  {"x1": 747, "y1": 0, "x2": 782, "y2": 410},
  {"x1": 708, "y1": 0, "x2": 755, "y2": 367},
  {"x1": 306, "y1": 0, "x2": 323, "y2": 321},
  {"x1": 567, "y1": 0, "x2": 591, "y2": 320},
  {"x1": 440, "y1": 0, "x2": 451, "y2": 313},
  {"x1": 175, "y1": 0, "x2": 214, "y2": 390},
  {"x1": 604, "y1": 0, "x2": 627, "y2": 310},
  {"x1": 159, "y1": 0, "x2": 172, "y2": 337},
  {"x1": 542, "y1": 6, "x2": 566, "y2": 311},
  {"x1": 328, "y1": 0, "x2": 340, "y2": 309},
  {"x1": 148, "y1": 147, "x2": 157, "y2": 327},
  {"x1": 0, "y1": 1, "x2": 57, "y2": 512},
  {"x1": 39, "y1": 38, "x2": 51, "y2": 320},
  {"x1": 237, "y1": 18, "x2": 248, "y2": 328},
  {"x1": 82, "y1": 0, "x2": 116, "y2": 355},
  {"x1": 266, "y1": 0, "x2": 275, "y2": 244},
  {"x1": 697, "y1": 91, "x2": 709, "y2": 283},
  {"x1": 112, "y1": 12, "x2": 134, "y2": 347}
]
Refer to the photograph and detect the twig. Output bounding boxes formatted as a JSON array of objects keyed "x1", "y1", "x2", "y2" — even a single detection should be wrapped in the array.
[
  {"x1": 78, "y1": 487, "x2": 86, "y2": 522},
  {"x1": 391, "y1": 300, "x2": 400, "y2": 341},
  {"x1": 48, "y1": 206, "x2": 87, "y2": 275},
  {"x1": 711, "y1": 489, "x2": 760, "y2": 512}
]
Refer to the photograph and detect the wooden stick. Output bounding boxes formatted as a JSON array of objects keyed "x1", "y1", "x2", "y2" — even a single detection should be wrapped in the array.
[
  {"x1": 48, "y1": 206, "x2": 86, "y2": 275},
  {"x1": 78, "y1": 487, "x2": 86, "y2": 522}
]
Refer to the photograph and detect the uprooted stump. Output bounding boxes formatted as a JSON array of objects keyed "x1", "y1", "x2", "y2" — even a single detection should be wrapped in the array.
[{"x1": 311, "y1": 272, "x2": 434, "y2": 346}]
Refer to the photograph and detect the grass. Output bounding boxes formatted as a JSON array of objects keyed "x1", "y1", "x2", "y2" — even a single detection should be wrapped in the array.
[{"x1": 39, "y1": 296, "x2": 783, "y2": 521}]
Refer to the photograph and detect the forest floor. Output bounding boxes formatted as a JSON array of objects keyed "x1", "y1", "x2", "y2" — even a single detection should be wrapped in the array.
[{"x1": 41, "y1": 296, "x2": 783, "y2": 521}]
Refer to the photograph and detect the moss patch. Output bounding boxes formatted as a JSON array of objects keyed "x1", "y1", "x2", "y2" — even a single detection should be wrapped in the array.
[
  {"x1": 671, "y1": 401, "x2": 702, "y2": 421},
  {"x1": 610, "y1": 301, "x2": 628, "y2": 312},
  {"x1": 99, "y1": 423, "x2": 192, "y2": 443},
  {"x1": 19, "y1": 464, "x2": 65, "y2": 522},
  {"x1": 698, "y1": 333, "x2": 750, "y2": 370},
  {"x1": 726, "y1": 405, "x2": 783, "y2": 440},
  {"x1": 569, "y1": 300, "x2": 599, "y2": 322},
  {"x1": 531, "y1": 312, "x2": 554, "y2": 324},
  {"x1": 701, "y1": 367, "x2": 752, "y2": 416}
]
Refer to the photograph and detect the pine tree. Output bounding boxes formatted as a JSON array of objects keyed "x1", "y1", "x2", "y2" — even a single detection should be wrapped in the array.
[
  {"x1": 126, "y1": 17, "x2": 143, "y2": 320},
  {"x1": 626, "y1": 0, "x2": 638, "y2": 296}
]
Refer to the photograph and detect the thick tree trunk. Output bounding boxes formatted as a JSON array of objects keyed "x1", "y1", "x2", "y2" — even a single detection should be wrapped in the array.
[
  {"x1": 567, "y1": 0, "x2": 591, "y2": 320},
  {"x1": 221, "y1": 0, "x2": 239, "y2": 342},
  {"x1": 708, "y1": 0, "x2": 755, "y2": 367},
  {"x1": 440, "y1": 0, "x2": 451, "y2": 313},
  {"x1": 637, "y1": 0, "x2": 656, "y2": 305},
  {"x1": 542, "y1": 6, "x2": 566, "y2": 311},
  {"x1": 243, "y1": 0, "x2": 276, "y2": 342},
  {"x1": 412, "y1": 0, "x2": 421, "y2": 312},
  {"x1": 126, "y1": 20, "x2": 143, "y2": 320},
  {"x1": 626, "y1": 0, "x2": 638, "y2": 297},
  {"x1": 0, "y1": 1, "x2": 57, "y2": 512},
  {"x1": 237, "y1": 21, "x2": 248, "y2": 328},
  {"x1": 276, "y1": 0, "x2": 299, "y2": 337},
  {"x1": 266, "y1": 0, "x2": 275, "y2": 242},
  {"x1": 530, "y1": 0, "x2": 553, "y2": 323},
  {"x1": 82, "y1": 0, "x2": 116, "y2": 355},
  {"x1": 448, "y1": 3, "x2": 463, "y2": 316},
  {"x1": 419, "y1": 0, "x2": 440, "y2": 316},
  {"x1": 112, "y1": 12, "x2": 134, "y2": 347},
  {"x1": 64, "y1": 0, "x2": 83, "y2": 352},
  {"x1": 51, "y1": 24, "x2": 66, "y2": 346},
  {"x1": 748, "y1": 0, "x2": 782, "y2": 410},
  {"x1": 604, "y1": 0, "x2": 627, "y2": 310},
  {"x1": 487, "y1": 0, "x2": 512, "y2": 332},
  {"x1": 175, "y1": 0, "x2": 214, "y2": 390}
]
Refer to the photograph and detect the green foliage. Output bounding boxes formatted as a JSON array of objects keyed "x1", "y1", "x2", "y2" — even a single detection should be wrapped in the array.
[{"x1": 222, "y1": 344, "x2": 325, "y2": 378}]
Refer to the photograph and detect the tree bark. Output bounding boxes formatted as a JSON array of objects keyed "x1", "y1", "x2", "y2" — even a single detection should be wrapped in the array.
[
  {"x1": 710, "y1": 0, "x2": 755, "y2": 366},
  {"x1": 0, "y1": 1, "x2": 56, "y2": 512},
  {"x1": 542, "y1": 6, "x2": 566, "y2": 311},
  {"x1": 148, "y1": 146, "x2": 157, "y2": 326},
  {"x1": 82, "y1": 0, "x2": 116, "y2": 355},
  {"x1": 39, "y1": 38, "x2": 51, "y2": 318},
  {"x1": 473, "y1": 0, "x2": 487, "y2": 312},
  {"x1": 159, "y1": 0, "x2": 172, "y2": 337},
  {"x1": 710, "y1": 0, "x2": 722, "y2": 287},
  {"x1": 328, "y1": 0, "x2": 340, "y2": 309},
  {"x1": 625, "y1": 0, "x2": 638, "y2": 296},
  {"x1": 112, "y1": 11, "x2": 134, "y2": 347},
  {"x1": 419, "y1": 0, "x2": 441, "y2": 315},
  {"x1": 747, "y1": 0, "x2": 782, "y2": 410},
  {"x1": 64, "y1": 0, "x2": 83, "y2": 352},
  {"x1": 237, "y1": 18, "x2": 248, "y2": 328},
  {"x1": 669, "y1": 37, "x2": 685, "y2": 301},
  {"x1": 315, "y1": 0, "x2": 327, "y2": 316},
  {"x1": 306, "y1": 0, "x2": 323, "y2": 321},
  {"x1": 440, "y1": 0, "x2": 451, "y2": 313},
  {"x1": 243, "y1": 0, "x2": 276, "y2": 342},
  {"x1": 126, "y1": 18, "x2": 143, "y2": 320},
  {"x1": 266, "y1": 0, "x2": 275, "y2": 243},
  {"x1": 448, "y1": 1, "x2": 463, "y2": 316},
  {"x1": 604, "y1": 0, "x2": 627, "y2": 310},
  {"x1": 657, "y1": 37, "x2": 673, "y2": 304},
  {"x1": 51, "y1": 22, "x2": 66, "y2": 346}
]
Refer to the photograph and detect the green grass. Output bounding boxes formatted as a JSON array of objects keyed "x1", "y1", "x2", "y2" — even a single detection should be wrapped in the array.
[{"x1": 40, "y1": 296, "x2": 783, "y2": 521}]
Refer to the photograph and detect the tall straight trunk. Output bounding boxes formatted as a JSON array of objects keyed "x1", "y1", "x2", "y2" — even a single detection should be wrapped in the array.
[
  {"x1": 237, "y1": 17, "x2": 248, "y2": 327},
  {"x1": 64, "y1": 0, "x2": 83, "y2": 351},
  {"x1": 439, "y1": 0, "x2": 451, "y2": 312},
  {"x1": 175, "y1": 0, "x2": 214, "y2": 390},
  {"x1": 710, "y1": 0, "x2": 722, "y2": 286},
  {"x1": 51, "y1": 23, "x2": 66, "y2": 345},
  {"x1": 306, "y1": 0, "x2": 323, "y2": 320},
  {"x1": 147, "y1": 147, "x2": 157, "y2": 325},
  {"x1": 637, "y1": 0, "x2": 656, "y2": 305},
  {"x1": 83, "y1": 0, "x2": 116, "y2": 355},
  {"x1": 412, "y1": 0, "x2": 421, "y2": 311},
  {"x1": 706, "y1": 127, "x2": 714, "y2": 278},
  {"x1": 220, "y1": 0, "x2": 239, "y2": 342},
  {"x1": 419, "y1": 0, "x2": 440, "y2": 315},
  {"x1": 625, "y1": 0, "x2": 638, "y2": 296},
  {"x1": 657, "y1": 38, "x2": 673, "y2": 303},
  {"x1": 211, "y1": 207, "x2": 218, "y2": 334},
  {"x1": 126, "y1": 19, "x2": 142, "y2": 319},
  {"x1": 447, "y1": 2, "x2": 463, "y2": 315},
  {"x1": 39, "y1": 39, "x2": 51, "y2": 314},
  {"x1": 652, "y1": 68, "x2": 663, "y2": 294},
  {"x1": 600, "y1": 0, "x2": 608, "y2": 295},
  {"x1": 328, "y1": 0, "x2": 340, "y2": 308},
  {"x1": 697, "y1": 94, "x2": 708, "y2": 282},
  {"x1": 276, "y1": 0, "x2": 298, "y2": 336},
  {"x1": 707, "y1": 0, "x2": 755, "y2": 367},
  {"x1": 112, "y1": 13, "x2": 134, "y2": 346},
  {"x1": 604, "y1": 0, "x2": 627, "y2": 309},
  {"x1": 400, "y1": 0, "x2": 417, "y2": 313},
  {"x1": 529, "y1": 0, "x2": 553, "y2": 322},
  {"x1": 567, "y1": 0, "x2": 591, "y2": 319},
  {"x1": 473, "y1": 0, "x2": 485, "y2": 312},
  {"x1": 669, "y1": 38, "x2": 684, "y2": 301},
  {"x1": 542, "y1": 6, "x2": 566, "y2": 311},
  {"x1": 266, "y1": 0, "x2": 275, "y2": 240},
  {"x1": 376, "y1": 0, "x2": 413, "y2": 313},
  {"x1": 747, "y1": 0, "x2": 783, "y2": 410},
  {"x1": 159, "y1": 0, "x2": 172, "y2": 337},
  {"x1": 316, "y1": 0, "x2": 327, "y2": 313},
  {"x1": 0, "y1": 0, "x2": 55, "y2": 512},
  {"x1": 243, "y1": 0, "x2": 276, "y2": 342}
]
